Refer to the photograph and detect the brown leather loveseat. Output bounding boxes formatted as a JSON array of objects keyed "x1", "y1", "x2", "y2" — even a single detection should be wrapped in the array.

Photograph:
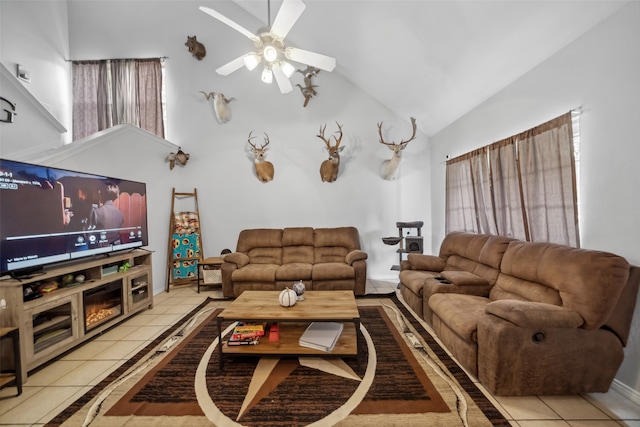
[
  {"x1": 221, "y1": 227, "x2": 367, "y2": 298},
  {"x1": 399, "y1": 232, "x2": 640, "y2": 395}
]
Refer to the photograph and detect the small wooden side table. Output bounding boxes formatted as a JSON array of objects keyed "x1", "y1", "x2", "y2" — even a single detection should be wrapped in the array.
[
  {"x1": 0, "y1": 327, "x2": 22, "y2": 395},
  {"x1": 198, "y1": 257, "x2": 224, "y2": 293}
]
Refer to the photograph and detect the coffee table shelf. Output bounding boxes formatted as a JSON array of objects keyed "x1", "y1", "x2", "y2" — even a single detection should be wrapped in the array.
[{"x1": 217, "y1": 291, "x2": 361, "y2": 368}]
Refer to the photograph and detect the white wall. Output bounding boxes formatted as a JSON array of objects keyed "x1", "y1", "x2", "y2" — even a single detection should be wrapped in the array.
[
  {"x1": 1, "y1": 1, "x2": 431, "y2": 287},
  {"x1": 429, "y1": 1, "x2": 640, "y2": 396},
  {"x1": 0, "y1": 1, "x2": 71, "y2": 146}
]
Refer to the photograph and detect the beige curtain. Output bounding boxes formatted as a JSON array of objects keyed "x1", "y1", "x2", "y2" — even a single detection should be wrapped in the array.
[
  {"x1": 445, "y1": 112, "x2": 579, "y2": 246},
  {"x1": 517, "y1": 113, "x2": 578, "y2": 245},
  {"x1": 445, "y1": 153, "x2": 478, "y2": 234},
  {"x1": 73, "y1": 58, "x2": 164, "y2": 140},
  {"x1": 72, "y1": 61, "x2": 101, "y2": 140}
]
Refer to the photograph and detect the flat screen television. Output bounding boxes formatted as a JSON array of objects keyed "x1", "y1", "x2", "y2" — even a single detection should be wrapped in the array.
[{"x1": 0, "y1": 158, "x2": 149, "y2": 277}]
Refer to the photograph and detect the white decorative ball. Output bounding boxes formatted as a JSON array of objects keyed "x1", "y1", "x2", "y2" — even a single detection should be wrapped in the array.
[{"x1": 279, "y1": 287, "x2": 298, "y2": 307}]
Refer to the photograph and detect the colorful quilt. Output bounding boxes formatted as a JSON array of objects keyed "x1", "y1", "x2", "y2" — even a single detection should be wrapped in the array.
[{"x1": 172, "y1": 233, "x2": 201, "y2": 279}]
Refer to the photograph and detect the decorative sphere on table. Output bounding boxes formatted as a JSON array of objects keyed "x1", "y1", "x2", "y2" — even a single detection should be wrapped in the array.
[
  {"x1": 279, "y1": 287, "x2": 298, "y2": 307},
  {"x1": 292, "y1": 280, "x2": 306, "y2": 300}
]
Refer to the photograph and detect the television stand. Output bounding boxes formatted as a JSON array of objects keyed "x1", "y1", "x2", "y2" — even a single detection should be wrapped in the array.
[{"x1": 0, "y1": 249, "x2": 153, "y2": 383}]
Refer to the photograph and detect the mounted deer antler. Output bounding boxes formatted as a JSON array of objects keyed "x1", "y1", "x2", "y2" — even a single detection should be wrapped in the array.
[
  {"x1": 247, "y1": 131, "x2": 274, "y2": 183},
  {"x1": 316, "y1": 122, "x2": 344, "y2": 182},
  {"x1": 378, "y1": 117, "x2": 417, "y2": 180}
]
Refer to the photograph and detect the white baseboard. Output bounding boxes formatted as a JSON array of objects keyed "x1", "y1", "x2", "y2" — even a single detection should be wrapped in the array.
[{"x1": 611, "y1": 379, "x2": 640, "y2": 406}]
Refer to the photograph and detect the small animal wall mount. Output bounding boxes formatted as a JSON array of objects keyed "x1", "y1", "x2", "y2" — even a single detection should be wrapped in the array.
[
  {"x1": 200, "y1": 91, "x2": 236, "y2": 124},
  {"x1": 166, "y1": 147, "x2": 190, "y2": 170},
  {"x1": 316, "y1": 122, "x2": 344, "y2": 183},
  {"x1": 378, "y1": 117, "x2": 417, "y2": 180},
  {"x1": 185, "y1": 35, "x2": 206, "y2": 60},
  {"x1": 295, "y1": 66, "x2": 320, "y2": 107},
  {"x1": 247, "y1": 132, "x2": 275, "y2": 183}
]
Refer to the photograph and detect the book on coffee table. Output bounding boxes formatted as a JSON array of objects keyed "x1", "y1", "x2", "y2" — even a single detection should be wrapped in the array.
[{"x1": 299, "y1": 322, "x2": 344, "y2": 352}]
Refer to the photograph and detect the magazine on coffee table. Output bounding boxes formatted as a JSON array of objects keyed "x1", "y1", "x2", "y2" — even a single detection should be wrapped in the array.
[{"x1": 299, "y1": 322, "x2": 344, "y2": 352}]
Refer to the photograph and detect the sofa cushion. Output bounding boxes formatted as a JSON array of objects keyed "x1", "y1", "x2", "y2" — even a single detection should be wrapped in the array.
[
  {"x1": 314, "y1": 227, "x2": 361, "y2": 263},
  {"x1": 236, "y1": 228, "x2": 282, "y2": 252},
  {"x1": 429, "y1": 294, "x2": 489, "y2": 343},
  {"x1": 495, "y1": 241, "x2": 630, "y2": 329},
  {"x1": 283, "y1": 246, "x2": 314, "y2": 264},
  {"x1": 232, "y1": 263, "x2": 279, "y2": 282},
  {"x1": 407, "y1": 253, "x2": 445, "y2": 271},
  {"x1": 399, "y1": 270, "x2": 438, "y2": 296},
  {"x1": 312, "y1": 262, "x2": 355, "y2": 280},
  {"x1": 276, "y1": 263, "x2": 313, "y2": 280},
  {"x1": 247, "y1": 247, "x2": 282, "y2": 265}
]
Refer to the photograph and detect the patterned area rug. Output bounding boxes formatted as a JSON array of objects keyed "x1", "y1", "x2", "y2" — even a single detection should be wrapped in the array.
[{"x1": 46, "y1": 293, "x2": 510, "y2": 427}]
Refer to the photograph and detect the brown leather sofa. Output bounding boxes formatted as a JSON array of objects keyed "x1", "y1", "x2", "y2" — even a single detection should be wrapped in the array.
[
  {"x1": 399, "y1": 232, "x2": 640, "y2": 395},
  {"x1": 221, "y1": 227, "x2": 367, "y2": 298}
]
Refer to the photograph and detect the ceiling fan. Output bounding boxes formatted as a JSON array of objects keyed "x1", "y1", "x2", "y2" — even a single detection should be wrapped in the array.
[{"x1": 199, "y1": 0, "x2": 336, "y2": 94}]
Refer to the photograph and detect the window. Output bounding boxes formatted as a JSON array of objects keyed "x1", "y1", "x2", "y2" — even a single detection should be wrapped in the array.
[
  {"x1": 72, "y1": 58, "x2": 165, "y2": 141},
  {"x1": 445, "y1": 112, "x2": 580, "y2": 246}
]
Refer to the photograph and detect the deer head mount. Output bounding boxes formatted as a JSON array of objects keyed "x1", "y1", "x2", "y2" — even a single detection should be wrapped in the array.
[
  {"x1": 378, "y1": 117, "x2": 417, "y2": 180},
  {"x1": 316, "y1": 122, "x2": 344, "y2": 183},
  {"x1": 247, "y1": 131, "x2": 274, "y2": 183},
  {"x1": 200, "y1": 91, "x2": 236, "y2": 124}
]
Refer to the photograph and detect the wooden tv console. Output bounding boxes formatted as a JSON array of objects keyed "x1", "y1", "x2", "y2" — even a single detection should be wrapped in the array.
[{"x1": 0, "y1": 249, "x2": 153, "y2": 382}]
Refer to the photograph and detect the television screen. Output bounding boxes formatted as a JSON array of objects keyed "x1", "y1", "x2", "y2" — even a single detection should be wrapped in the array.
[{"x1": 0, "y1": 158, "x2": 148, "y2": 275}]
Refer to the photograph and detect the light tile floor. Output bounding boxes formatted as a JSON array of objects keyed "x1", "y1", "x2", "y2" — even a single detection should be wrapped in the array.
[{"x1": 1, "y1": 280, "x2": 639, "y2": 426}]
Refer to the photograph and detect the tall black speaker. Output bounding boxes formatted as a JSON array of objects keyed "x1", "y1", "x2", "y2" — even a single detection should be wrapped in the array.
[{"x1": 405, "y1": 236, "x2": 423, "y2": 253}]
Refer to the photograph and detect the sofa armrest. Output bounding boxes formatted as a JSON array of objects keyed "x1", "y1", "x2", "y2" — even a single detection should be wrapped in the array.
[
  {"x1": 441, "y1": 271, "x2": 489, "y2": 286},
  {"x1": 407, "y1": 253, "x2": 446, "y2": 272},
  {"x1": 222, "y1": 252, "x2": 250, "y2": 268},
  {"x1": 485, "y1": 300, "x2": 584, "y2": 329},
  {"x1": 345, "y1": 249, "x2": 368, "y2": 265}
]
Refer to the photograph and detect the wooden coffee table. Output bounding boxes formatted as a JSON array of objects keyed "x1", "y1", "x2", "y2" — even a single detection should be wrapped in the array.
[{"x1": 216, "y1": 290, "x2": 361, "y2": 369}]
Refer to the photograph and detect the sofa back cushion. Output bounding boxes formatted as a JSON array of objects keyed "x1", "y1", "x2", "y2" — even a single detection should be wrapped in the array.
[
  {"x1": 282, "y1": 227, "x2": 314, "y2": 264},
  {"x1": 439, "y1": 232, "x2": 515, "y2": 285},
  {"x1": 314, "y1": 227, "x2": 361, "y2": 264},
  {"x1": 236, "y1": 228, "x2": 283, "y2": 264},
  {"x1": 493, "y1": 240, "x2": 630, "y2": 329}
]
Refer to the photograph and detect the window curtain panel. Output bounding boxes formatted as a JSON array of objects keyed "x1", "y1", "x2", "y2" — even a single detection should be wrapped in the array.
[
  {"x1": 517, "y1": 113, "x2": 578, "y2": 246},
  {"x1": 445, "y1": 112, "x2": 579, "y2": 246},
  {"x1": 445, "y1": 154, "x2": 478, "y2": 234},
  {"x1": 72, "y1": 61, "x2": 101, "y2": 140},
  {"x1": 73, "y1": 58, "x2": 164, "y2": 140}
]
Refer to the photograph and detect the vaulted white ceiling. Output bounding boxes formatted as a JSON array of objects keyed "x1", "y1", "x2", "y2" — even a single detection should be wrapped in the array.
[{"x1": 215, "y1": 0, "x2": 629, "y2": 136}]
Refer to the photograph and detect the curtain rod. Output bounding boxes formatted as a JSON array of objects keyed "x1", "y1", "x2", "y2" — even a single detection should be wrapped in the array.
[{"x1": 66, "y1": 56, "x2": 168, "y2": 62}]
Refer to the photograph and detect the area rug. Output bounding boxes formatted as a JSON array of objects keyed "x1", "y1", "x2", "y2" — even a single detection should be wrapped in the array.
[{"x1": 46, "y1": 293, "x2": 510, "y2": 427}]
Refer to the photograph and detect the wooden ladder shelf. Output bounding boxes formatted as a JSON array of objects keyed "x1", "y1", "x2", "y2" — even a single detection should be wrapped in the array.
[{"x1": 166, "y1": 188, "x2": 205, "y2": 291}]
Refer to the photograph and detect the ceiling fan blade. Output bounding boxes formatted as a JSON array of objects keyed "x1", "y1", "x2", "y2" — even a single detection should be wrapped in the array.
[
  {"x1": 270, "y1": 0, "x2": 306, "y2": 40},
  {"x1": 285, "y1": 47, "x2": 336, "y2": 72},
  {"x1": 216, "y1": 54, "x2": 248, "y2": 76},
  {"x1": 272, "y1": 64, "x2": 293, "y2": 94},
  {"x1": 199, "y1": 6, "x2": 260, "y2": 43}
]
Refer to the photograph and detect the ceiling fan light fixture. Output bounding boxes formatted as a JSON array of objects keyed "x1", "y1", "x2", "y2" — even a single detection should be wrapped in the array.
[
  {"x1": 263, "y1": 44, "x2": 279, "y2": 63},
  {"x1": 281, "y1": 61, "x2": 295, "y2": 78},
  {"x1": 261, "y1": 66, "x2": 273, "y2": 84},
  {"x1": 243, "y1": 53, "x2": 261, "y2": 71}
]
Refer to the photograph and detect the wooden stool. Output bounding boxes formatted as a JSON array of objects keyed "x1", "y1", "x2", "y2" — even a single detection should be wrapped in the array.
[{"x1": 0, "y1": 327, "x2": 22, "y2": 395}]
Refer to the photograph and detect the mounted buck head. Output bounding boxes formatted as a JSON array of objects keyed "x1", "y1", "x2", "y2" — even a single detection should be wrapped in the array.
[
  {"x1": 247, "y1": 131, "x2": 274, "y2": 183},
  {"x1": 317, "y1": 122, "x2": 344, "y2": 182},
  {"x1": 378, "y1": 116, "x2": 417, "y2": 180}
]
